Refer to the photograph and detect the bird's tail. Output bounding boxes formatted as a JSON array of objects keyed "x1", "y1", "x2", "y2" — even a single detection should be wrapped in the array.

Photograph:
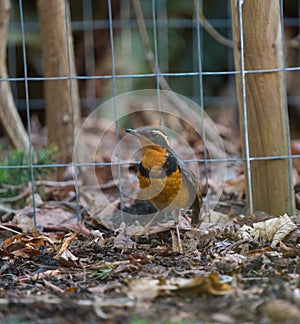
[{"x1": 191, "y1": 191, "x2": 202, "y2": 226}]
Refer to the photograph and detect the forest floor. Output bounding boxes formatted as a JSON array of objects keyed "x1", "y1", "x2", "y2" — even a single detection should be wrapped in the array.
[{"x1": 1, "y1": 195, "x2": 300, "y2": 324}]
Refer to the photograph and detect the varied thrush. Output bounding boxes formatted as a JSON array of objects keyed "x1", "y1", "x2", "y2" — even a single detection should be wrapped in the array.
[{"x1": 126, "y1": 127, "x2": 202, "y2": 226}]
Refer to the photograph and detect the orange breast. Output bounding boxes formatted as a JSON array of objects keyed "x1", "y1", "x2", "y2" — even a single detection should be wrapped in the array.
[{"x1": 138, "y1": 148, "x2": 191, "y2": 211}]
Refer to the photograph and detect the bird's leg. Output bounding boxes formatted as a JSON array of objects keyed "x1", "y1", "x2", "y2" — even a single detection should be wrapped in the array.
[
  {"x1": 136, "y1": 211, "x2": 160, "y2": 237},
  {"x1": 144, "y1": 211, "x2": 160, "y2": 235},
  {"x1": 172, "y1": 209, "x2": 183, "y2": 253}
]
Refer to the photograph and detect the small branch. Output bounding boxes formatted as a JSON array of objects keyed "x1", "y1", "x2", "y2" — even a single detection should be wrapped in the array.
[
  {"x1": 1, "y1": 180, "x2": 76, "y2": 191},
  {"x1": 35, "y1": 180, "x2": 76, "y2": 187},
  {"x1": 132, "y1": 0, "x2": 171, "y2": 91},
  {"x1": 0, "y1": 184, "x2": 31, "y2": 203},
  {"x1": 0, "y1": 225, "x2": 22, "y2": 235},
  {"x1": 132, "y1": 0, "x2": 229, "y2": 158},
  {"x1": 1, "y1": 183, "x2": 27, "y2": 190},
  {"x1": 198, "y1": 8, "x2": 233, "y2": 48}
]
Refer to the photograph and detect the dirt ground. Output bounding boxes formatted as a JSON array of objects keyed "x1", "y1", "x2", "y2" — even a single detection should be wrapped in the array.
[{"x1": 1, "y1": 197, "x2": 300, "y2": 324}]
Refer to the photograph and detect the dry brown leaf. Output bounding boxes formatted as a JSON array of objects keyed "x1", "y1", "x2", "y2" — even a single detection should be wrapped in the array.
[
  {"x1": 113, "y1": 232, "x2": 136, "y2": 249},
  {"x1": 124, "y1": 220, "x2": 146, "y2": 237},
  {"x1": 92, "y1": 198, "x2": 120, "y2": 230},
  {"x1": 56, "y1": 232, "x2": 78, "y2": 256},
  {"x1": 26, "y1": 270, "x2": 61, "y2": 281},
  {"x1": 53, "y1": 232, "x2": 80, "y2": 267},
  {"x1": 237, "y1": 214, "x2": 297, "y2": 247},
  {"x1": 12, "y1": 206, "x2": 78, "y2": 232},
  {"x1": 54, "y1": 248, "x2": 80, "y2": 267},
  {"x1": 62, "y1": 222, "x2": 91, "y2": 236},
  {"x1": 1, "y1": 232, "x2": 54, "y2": 258},
  {"x1": 203, "y1": 210, "x2": 229, "y2": 223},
  {"x1": 212, "y1": 253, "x2": 247, "y2": 273},
  {"x1": 127, "y1": 278, "x2": 163, "y2": 300},
  {"x1": 177, "y1": 273, "x2": 232, "y2": 296},
  {"x1": 181, "y1": 229, "x2": 205, "y2": 252},
  {"x1": 44, "y1": 184, "x2": 76, "y2": 201},
  {"x1": 127, "y1": 273, "x2": 232, "y2": 301},
  {"x1": 255, "y1": 214, "x2": 297, "y2": 247},
  {"x1": 237, "y1": 224, "x2": 255, "y2": 240}
]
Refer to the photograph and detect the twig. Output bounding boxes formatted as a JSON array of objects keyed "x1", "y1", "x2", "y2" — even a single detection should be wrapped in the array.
[
  {"x1": 35, "y1": 180, "x2": 76, "y2": 187},
  {"x1": 43, "y1": 279, "x2": 65, "y2": 294},
  {"x1": 1, "y1": 183, "x2": 28, "y2": 190},
  {"x1": 132, "y1": 0, "x2": 171, "y2": 91},
  {"x1": 1, "y1": 180, "x2": 77, "y2": 193},
  {"x1": 197, "y1": 1, "x2": 233, "y2": 48},
  {"x1": 230, "y1": 238, "x2": 260, "y2": 250},
  {"x1": 132, "y1": 0, "x2": 229, "y2": 158},
  {"x1": 0, "y1": 184, "x2": 31, "y2": 203},
  {"x1": 0, "y1": 225, "x2": 22, "y2": 235}
]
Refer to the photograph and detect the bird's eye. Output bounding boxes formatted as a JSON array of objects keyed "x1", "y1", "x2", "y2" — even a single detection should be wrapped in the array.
[{"x1": 152, "y1": 131, "x2": 158, "y2": 137}]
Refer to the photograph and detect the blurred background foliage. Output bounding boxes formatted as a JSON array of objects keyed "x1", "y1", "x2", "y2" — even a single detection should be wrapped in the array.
[{"x1": 5, "y1": 0, "x2": 300, "y2": 135}]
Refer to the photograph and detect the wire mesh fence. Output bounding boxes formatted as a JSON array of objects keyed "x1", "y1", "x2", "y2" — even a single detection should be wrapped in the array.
[{"x1": 1, "y1": 0, "x2": 300, "y2": 229}]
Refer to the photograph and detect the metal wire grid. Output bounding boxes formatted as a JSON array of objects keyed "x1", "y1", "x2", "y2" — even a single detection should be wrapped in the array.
[{"x1": 1, "y1": 0, "x2": 300, "y2": 224}]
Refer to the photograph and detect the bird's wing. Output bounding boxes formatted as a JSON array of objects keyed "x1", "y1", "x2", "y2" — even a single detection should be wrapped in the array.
[{"x1": 168, "y1": 148, "x2": 202, "y2": 225}]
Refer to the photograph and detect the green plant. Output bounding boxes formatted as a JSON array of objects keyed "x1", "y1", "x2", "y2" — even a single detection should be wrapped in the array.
[
  {"x1": 0, "y1": 145, "x2": 58, "y2": 198},
  {"x1": 91, "y1": 263, "x2": 114, "y2": 280}
]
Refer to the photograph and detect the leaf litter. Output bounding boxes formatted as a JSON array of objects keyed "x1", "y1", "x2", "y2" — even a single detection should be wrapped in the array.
[{"x1": 1, "y1": 192, "x2": 299, "y2": 323}]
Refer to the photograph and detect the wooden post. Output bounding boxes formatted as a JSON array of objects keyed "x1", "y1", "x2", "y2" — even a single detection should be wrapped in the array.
[
  {"x1": 230, "y1": 0, "x2": 295, "y2": 215},
  {"x1": 37, "y1": 0, "x2": 81, "y2": 179}
]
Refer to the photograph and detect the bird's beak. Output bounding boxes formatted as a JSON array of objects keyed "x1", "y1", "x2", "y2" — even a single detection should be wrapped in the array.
[
  {"x1": 126, "y1": 128, "x2": 143, "y2": 140},
  {"x1": 126, "y1": 128, "x2": 151, "y2": 146},
  {"x1": 126, "y1": 128, "x2": 137, "y2": 135},
  {"x1": 126, "y1": 128, "x2": 145, "y2": 138}
]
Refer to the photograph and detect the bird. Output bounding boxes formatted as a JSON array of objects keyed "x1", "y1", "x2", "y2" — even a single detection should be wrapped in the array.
[{"x1": 126, "y1": 127, "x2": 202, "y2": 232}]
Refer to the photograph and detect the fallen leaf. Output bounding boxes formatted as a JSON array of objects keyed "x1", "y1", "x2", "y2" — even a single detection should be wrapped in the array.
[
  {"x1": 56, "y1": 232, "x2": 78, "y2": 255},
  {"x1": 54, "y1": 232, "x2": 80, "y2": 267},
  {"x1": 12, "y1": 206, "x2": 78, "y2": 232},
  {"x1": 202, "y1": 210, "x2": 229, "y2": 223},
  {"x1": 127, "y1": 277, "x2": 162, "y2": 300},
  {"x1": 126, "y1": 273, "x2": 232, "y2": 301},
  {"x1": 54, "y1": 248, "x2": 80, "y2": 267},
  {"x1": 113, "y1": 232, "x2": 136, "y2": 249},
  {"x1": 237, "y1": 214, "x2": 297, "y2": 247},
  {"x1": 174, "y1": 273, "x2": 232, "y2": 296},
  {"x1": 1, "y1": 233, "x2": 54, "y2": 258}
]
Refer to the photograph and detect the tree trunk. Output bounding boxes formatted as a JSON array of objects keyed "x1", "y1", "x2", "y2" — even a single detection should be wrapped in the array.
[
  {"x1": 37, "y1": 0, "x2": 81, "y2": 179},
  {"x1": 230, "y1": 0, "x2": 295, "y2": 215},
  {"x1": 0, "y1": 0, "x2": 29, "y2": 150}
]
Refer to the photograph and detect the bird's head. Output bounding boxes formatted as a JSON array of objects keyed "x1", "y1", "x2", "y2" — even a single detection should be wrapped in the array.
[{"x1": 126, "y1": 127, "x2": 170, "y2": 149}]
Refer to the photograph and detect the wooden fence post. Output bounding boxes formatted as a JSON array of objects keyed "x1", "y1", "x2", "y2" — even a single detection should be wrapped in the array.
[
  {"x1": 230, "y1": 0, "x2": 295, "y2": 215},
  {"x1": 37, "y1": 0, "x2": 81, "y2": 179}
]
